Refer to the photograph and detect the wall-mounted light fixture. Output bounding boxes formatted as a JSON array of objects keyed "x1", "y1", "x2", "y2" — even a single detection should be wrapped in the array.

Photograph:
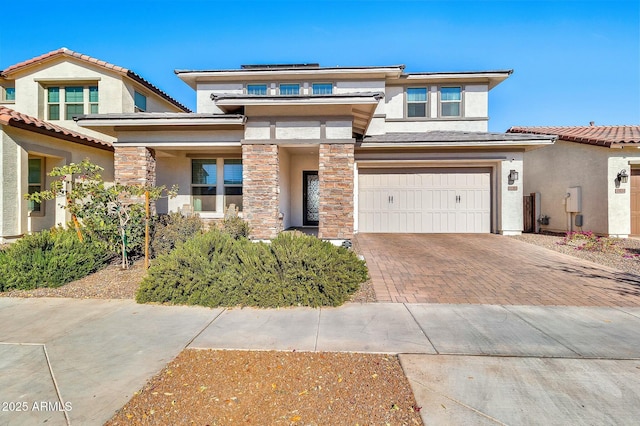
[
  {"x1": 617, "y1": 169, "x2": 629, "y2": 184},
  {"x1": 508, "y1": 169, "x2": 519, "y2": 185}
]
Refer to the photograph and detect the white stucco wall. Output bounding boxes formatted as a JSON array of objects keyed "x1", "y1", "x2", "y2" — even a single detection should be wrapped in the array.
[
  {"x1": 607, "y1": 151, "x2": 635, "y2": 236},
  {"x1": 464, "y1": 85, "x2": 488, "y2": 118},
  {"x1": 498, "y1": 155, "x2": 524, "y2": 235},
  {"x1": 276, "y1": 121, "x2": 321, "y2": 139},
  {"x1": 196, "y1": 83, "x2": 243, "y2": 113},
  {"x1": 156, "y1": 154, "x2": 191, "y2": 215},
  {"x1": 384, "y1": 120, "x2": 488, "y2": 133},
  {"x1": 524, "y1": 140, "x2": 611, "y2": 235}
]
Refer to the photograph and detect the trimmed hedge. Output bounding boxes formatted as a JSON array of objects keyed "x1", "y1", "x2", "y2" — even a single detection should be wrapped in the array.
[
  {"x1": 0, "y1": 228, "x2": 111, "y2": 291},
  {"x1": 136, "y1": 230, "x2": 368, "y2": 308}
]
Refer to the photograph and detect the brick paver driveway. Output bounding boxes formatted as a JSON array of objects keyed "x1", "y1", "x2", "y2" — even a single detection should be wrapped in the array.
[{"x1": 355, "y1": 234, "x2": 640, "y2": 306}]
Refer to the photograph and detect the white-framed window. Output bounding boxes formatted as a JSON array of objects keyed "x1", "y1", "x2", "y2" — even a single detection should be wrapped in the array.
[
  {"x1": 28, "y1": 157, "x2": 44, "y2": 215},
  {"x1": 407, "y1": 87, "x2": 428, "y2": 118},
  {"x1": 312, "y1": 83, "x2": 333, "y2": 95},
  {"x1": 1, "y1": 86, "x2": 15, "y2": 102},
  {"x1": 191, "y1": 158, "x2": 243, "y2": 213},
  {"x1": 134, "y1": 91, "x2": 147, "y2": 112},
  {"x1": 279, "y1": 83, "x2": 300, "y2": 95},
  {"x1": 440, "y1": 86, "x2": 462, "y2": 117},
  {"x1": 247, "y1": 84, "x2": 267, "y2": 95},
  {"x1": 46, "y1": 85, "x2": 98, "y2": 120}
]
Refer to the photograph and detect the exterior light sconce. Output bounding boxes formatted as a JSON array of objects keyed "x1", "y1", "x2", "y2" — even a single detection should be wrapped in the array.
[
  {"x1": 617, "y1": 169, "x2": 629, "y2": 184},
  {"x1": 508, "y1": 170, "x2": 519, "y2": 185}
]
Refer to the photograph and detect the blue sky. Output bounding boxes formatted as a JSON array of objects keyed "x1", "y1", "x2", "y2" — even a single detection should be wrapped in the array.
[{"x1": 1, "y1": 0, "x2": 638, "y2": 131}]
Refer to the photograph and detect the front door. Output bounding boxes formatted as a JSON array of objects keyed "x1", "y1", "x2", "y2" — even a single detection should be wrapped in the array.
[{"x1": 303, "y1": 171, "x2": 319, "y2": 226}]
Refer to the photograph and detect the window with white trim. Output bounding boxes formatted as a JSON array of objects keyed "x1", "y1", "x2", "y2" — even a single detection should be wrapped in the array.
[
  {"x1": 407, "y1": 87, "x2": 427, "y2": 117},
  {"x1": 440, "y1": 87, "x2": 462, "y2": 117},
  {"x1": 46, "y1": 85, "x2": 98, "y2": 120},
  {"x1": 279, "y1": 83, "x2": 300, "y2": 95}
]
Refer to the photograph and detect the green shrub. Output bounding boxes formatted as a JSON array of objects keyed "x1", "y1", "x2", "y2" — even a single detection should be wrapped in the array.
[
  {"x1": 221, "y1": 205, "x2": 250, "y2": 240},
  {"x1": 136, "y1": 230, "x2": 367, "y2": 308},
  {"x1": 0, "y1": 228, "x2": 111, "y2": 291},
  {"x1": 151, "y1": 213, "x2": 203, "y2": 257}
]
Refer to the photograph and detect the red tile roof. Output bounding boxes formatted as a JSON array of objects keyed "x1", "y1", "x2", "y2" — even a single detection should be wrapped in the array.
[
  {"x1": 507, "y1": 125, "x2": 640, "y2": 148},
  {"x1": 0, "y1": 106, "x2": 113, "y2": 151},
  {"x1": 2, "y1": 48, "x2": 190, "y2": 113}
]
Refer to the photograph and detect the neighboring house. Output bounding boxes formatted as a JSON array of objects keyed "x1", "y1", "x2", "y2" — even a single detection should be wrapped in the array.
[
  {"x1": 508, "y1": 125, "x2": 640, "y2": 237},
  {"x1": 77, "y1": 63, "x2": 555, "y2": 241},
  {"x1": 0, "y1": 48, "x2": 190, "y2": 243}
]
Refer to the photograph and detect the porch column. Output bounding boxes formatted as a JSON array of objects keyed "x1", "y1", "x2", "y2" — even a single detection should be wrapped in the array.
[
  {"x1": 318, "y1": 143, "x2": 354, "y2": 239},
  {"x1": 114, "y1": 146, "x2": 156, "y2": 186},
  {"x1": 242, "y1": 144, "x2": 281, "y2": 239}
]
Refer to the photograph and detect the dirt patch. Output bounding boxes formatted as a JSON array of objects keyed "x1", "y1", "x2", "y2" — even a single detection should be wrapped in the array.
[
  {"x1": 106, "y1": 349, "x2": 423, "y2": 425},
  {"x1": 512, "y1": 233, "x2": 640, "y2": 276}
]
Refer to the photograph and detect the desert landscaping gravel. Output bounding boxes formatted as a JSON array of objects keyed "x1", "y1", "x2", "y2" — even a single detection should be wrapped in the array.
[{"x1": 106, "y1": 349, "x2": 423, "y2": 425}]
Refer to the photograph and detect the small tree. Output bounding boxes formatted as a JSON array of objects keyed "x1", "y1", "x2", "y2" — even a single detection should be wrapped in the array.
[{"x1": 26, "y1": 159, "x2": 177, "y2": 269}]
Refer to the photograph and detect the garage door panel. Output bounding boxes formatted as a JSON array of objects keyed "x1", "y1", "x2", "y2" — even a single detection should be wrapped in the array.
[{"x1": 358, "y1": 170, "x2": 491, "y2": 233}]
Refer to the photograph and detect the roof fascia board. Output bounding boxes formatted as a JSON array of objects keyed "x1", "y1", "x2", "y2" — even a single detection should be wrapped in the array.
[{"x1": 358, "y1": 139, "x2": 555, "y2": 149}]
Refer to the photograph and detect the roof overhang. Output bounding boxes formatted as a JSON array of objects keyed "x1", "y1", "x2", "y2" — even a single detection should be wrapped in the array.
[
  {"x1": 75, "y1": 113, "x2": 246, "y2": 137},
  {"x1": 176, "y1": 66, "x2": 405, "y2": 89},
  {"x1": 212, "y1": 93, "x2": 383, "y2": 136},
  {"x1": 401, "y1": 70, "x2": 513, "y2": 90},
  {"x1": 357, "y1": 131, "x2": 556, "y2": 150}
]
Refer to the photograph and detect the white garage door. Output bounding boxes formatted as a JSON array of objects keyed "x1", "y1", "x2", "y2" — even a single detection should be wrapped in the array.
[{"x1": 358, "y1": 170, "x2": 491, "y2": 233}]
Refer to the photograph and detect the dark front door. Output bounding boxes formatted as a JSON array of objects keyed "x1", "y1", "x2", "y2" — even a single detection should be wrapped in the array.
[{"x1": 303, "y1": 171, "x2": 319, "y2": 226}]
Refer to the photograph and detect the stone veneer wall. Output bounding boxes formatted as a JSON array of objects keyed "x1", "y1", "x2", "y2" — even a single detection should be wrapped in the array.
[
  {"x1": 114, "y1": 146, "x2": 156, "y2": 186},
  {"x1": 242, "y1": 144, "x2": 281, "y2": 239},
  {"x1": 318, "y1": 143, "x2": 354, "y2": 239}
]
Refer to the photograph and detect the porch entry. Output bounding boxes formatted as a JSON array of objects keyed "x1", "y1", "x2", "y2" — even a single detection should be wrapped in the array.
[{"x1": 303, "y1": 171, "x2": 319, "y2": 226}]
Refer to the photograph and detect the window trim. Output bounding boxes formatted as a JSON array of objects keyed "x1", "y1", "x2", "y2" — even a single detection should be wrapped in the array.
[
  {"x1": 439, "y1": 86, "x2": 463, "y2": 118},
  {"x1": 27, "y1": 156, "x2": 45, "y2": 217},
  {"x1": 278, "y1": 83, "x2": 300, "y2": 95},
  {"x1": 246, "y1": 83, "x2": 268, "y2": 95},
  {"x1": 405, "y1": 86, "x2": 429, "y2": 118}
]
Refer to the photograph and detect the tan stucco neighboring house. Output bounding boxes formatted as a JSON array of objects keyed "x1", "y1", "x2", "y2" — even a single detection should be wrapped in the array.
[
  {"x1": 77, "y1": 63, "x2": 555, "y2": 241},
  {"x1": 0, "y1": 48, "x2": 190, "y2": 243},
  {"x1": 508, "y1": 125, "x2": 640, "y2": 237}
]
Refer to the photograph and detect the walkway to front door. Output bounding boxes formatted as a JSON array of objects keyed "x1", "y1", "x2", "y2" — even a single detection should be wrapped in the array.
[{"x1": 355, "y1": 233, "x2": 640, "y2": 306}]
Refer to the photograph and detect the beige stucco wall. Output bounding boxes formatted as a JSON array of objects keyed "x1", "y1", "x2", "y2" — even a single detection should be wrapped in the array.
[
  {"x1": 196, "y1": 83, "x2": 243, "y2": 113},
  {"x1": 608, "y1": 149, "x2": 637, "y2": 236},
  {"x1": 384, "y1": 120, "x2": 488, "y2": 133},
  {"x1": 156, "y1": 154, "x2": 191, "y2": 215},
  {"x1": 244, "y1": 120, "x2": 352, "y2": 141},
  {"x1": 524, "y1": 140, "x2": 612, "y2": 235},
  {"x1": 1, "y1": 126, "x2": 114, "y2": 241}
]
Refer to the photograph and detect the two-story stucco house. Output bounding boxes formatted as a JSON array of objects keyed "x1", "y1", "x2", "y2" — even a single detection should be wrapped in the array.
[
  {"x1": 77, "y1": 63, "x2": 555, "y2": 241},
  {"x1": 0, "y1": 48, "x2": 190, "y2": 243}
]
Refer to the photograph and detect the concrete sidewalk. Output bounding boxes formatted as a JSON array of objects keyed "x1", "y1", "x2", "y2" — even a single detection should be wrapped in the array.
[{"x1": 1, "y1": 298, "x2": 640, "y2": 425}]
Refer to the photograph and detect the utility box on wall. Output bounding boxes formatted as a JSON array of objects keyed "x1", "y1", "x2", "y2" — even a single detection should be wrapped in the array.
[{"x1": 566, "y1": 186, "x2": 582, "y2": 213}]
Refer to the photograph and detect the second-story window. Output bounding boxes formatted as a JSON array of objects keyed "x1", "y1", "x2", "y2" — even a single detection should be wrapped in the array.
[
  {"x1": 247, "y1": 84, "x2": 267, "y2": 95},
  {"x1": 134, "y1": 91, "x2": 147, "y2": 112},
  {"x1": 279, "y1": 83, "x2": 300, "y2": 95},
  {"x1": 46, "y1": 85, "x2": 99, "y2": 120},
  {"x1": 407, "y1": 87, "x2": 427, "y2": 118},
  {"x1": 2, "y1": 87, "x2": 15, "y2": 102},
  {"x1": 312, "y1": 83, "x2": 332, "y2": 95},
  {"x1": 441, "y1": 87, "x2": 462, "y2": 117}
]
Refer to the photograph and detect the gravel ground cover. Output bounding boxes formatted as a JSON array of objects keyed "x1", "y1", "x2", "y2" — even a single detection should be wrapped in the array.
[
  {"x1": 511, "y1": 233, "x2": 640, "y2": 276},
  {"x1": 106, "y1": 349, "x2": 423, "y2": 426}
]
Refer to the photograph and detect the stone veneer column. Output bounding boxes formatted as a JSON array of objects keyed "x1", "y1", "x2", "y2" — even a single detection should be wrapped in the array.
[
  {"x1": 318, "y1": 143, "x2": 354, "y2": 239},
  {"x1": 114, "y1": 146, "x2": 156, "y2": 186},
  {"x1": 242, "y1": 144, "x2": 280, "y2": 239}
]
